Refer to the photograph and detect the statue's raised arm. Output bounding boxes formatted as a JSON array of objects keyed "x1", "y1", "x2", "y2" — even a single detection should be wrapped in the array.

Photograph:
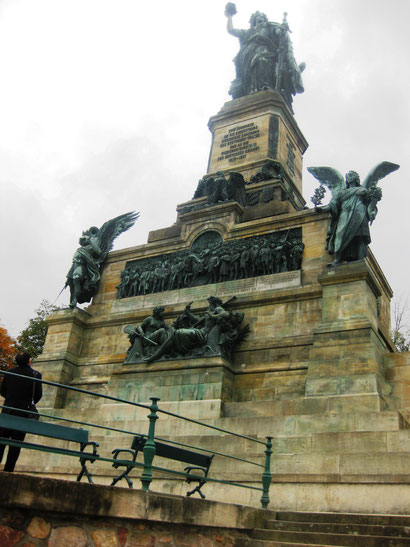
[
  {"x1": 225, "y1": 2, "x2": 241, "y2": 38},
  {"x1": 66, "y1": 211, "x2": 139, "y2": 308}
]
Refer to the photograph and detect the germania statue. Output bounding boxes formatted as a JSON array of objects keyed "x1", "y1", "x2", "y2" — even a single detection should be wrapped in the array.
[
  {"x1": 224, "y1": 3, "x2": 305, "y2": 111},
  {"x1": 308, "y1": 163, "x2": 399, "y2": 266}
]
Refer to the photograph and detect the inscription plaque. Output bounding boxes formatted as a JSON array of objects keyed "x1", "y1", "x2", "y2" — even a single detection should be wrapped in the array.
[{"x1": 217, "y1": 122, "x2": 261, "y2": 163}]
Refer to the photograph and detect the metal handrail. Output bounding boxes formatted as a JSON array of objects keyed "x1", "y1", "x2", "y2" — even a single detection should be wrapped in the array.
[
  {"x1": 0, "y1": 370, "x2": 265, "y2": 444},
  {"x1": 0, "y1": 403, "x2": 264, "y2": 469},
  {"x1": 0, "y1": 369, "x2": 272, "y2": 507},
  {"x1": 0, "y1": 437, "x2": 263, "y2": 492}
]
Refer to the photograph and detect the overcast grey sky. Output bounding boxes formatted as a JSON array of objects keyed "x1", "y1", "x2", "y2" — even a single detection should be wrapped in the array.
[{"x1": 0, "y1": 0, "x2": 408, "y2": 337}]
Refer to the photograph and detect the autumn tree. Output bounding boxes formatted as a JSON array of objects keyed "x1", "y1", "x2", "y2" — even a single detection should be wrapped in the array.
[
  {"x1": 17, "y1": 300, "x2": 59, "y2": 358},
  {"x1": 0, "y1": 325, "x2": 17, "y2": 374},
  {"x1": 391, "y1": 298, "x2": 410, "y2": 353}
]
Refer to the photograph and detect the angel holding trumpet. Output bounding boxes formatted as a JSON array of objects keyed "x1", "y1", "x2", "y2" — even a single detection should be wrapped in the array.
[{"x1": 308, "y1": 162, "x2": 399, "y2": 267}]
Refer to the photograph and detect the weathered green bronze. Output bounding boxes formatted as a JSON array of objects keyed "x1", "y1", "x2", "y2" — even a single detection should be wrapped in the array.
[
  {"x1": 225, "y1": 3, "x2": 305, "y2": 111},
  {"x1": 261, "y1": 436, "x2": 272, "y2": 509},
  {"x1": 116, "y1": 227, "x2": 303, "y2": 298},
  {"x1": 123, "y1": 306, "x2": 169, "y2": 363},
  {"x1": 193, "y1": 171, "x2": 246, "y2": 207},
  {"x1": 309, "y1": 162, "x2": 400, "y2": 266},
  {"x1": 124, "y1": 297, "x2": 249, "y2": 364},
  {"x1": 141, "y1": 397, "x2": 159, "y2": 492},
  {"x1": 66, "y1": 211, "x2": 139, "y2": 308},
  {"x1": 189, "y1": 161, "x2": 288, "y2": 214}
]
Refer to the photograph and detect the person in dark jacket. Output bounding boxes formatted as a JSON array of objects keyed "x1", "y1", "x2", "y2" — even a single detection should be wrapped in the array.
[{"x1": 0, "y1": 351, "x2": 42, "y2": 472}]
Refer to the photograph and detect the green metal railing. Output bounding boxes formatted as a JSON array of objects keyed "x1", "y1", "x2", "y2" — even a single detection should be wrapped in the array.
[{"x1": 0, "y1": 370, "x2": 272, "y2": 508}]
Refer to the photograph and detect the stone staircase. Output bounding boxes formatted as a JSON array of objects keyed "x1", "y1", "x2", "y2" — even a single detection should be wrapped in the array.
[
  {"x1": 236, "y1": 511, "x2": 410, "y2": 546},
  {"x1": 15, "y1": 403, "x2": 410, "y2": 513}
]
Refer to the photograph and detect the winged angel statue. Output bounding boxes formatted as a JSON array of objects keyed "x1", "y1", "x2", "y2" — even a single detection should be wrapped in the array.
[
  {"x1": 66, "y1": 211, "x2": 139, "y2": 308},
  {"x1": 308, "y1": 162, "x2": 399, "y2": 266}
]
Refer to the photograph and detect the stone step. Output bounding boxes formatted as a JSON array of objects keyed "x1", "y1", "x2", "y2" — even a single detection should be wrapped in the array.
[
  {"x1": 237, "y1": 541, "x2": 339, "y2": 547},
  {"x1": 266, "y1": 520, "x2": 410, "y2": 538},
  {"x1": 275, "y1": 512, "x2": 410, "y2": 526},
  {"x1": 22, "y1": 433, "x2": 410, "y2": 474},
  {"x1": 17, "y1": 428, "x2": 410, "y2": 477},
  {"x1": 249, "y1": 528, "x2": 410, "y2": 546},
  {"x1": 222, "y1": 394, "x2": 392, "y2": 418},
  {"x1": 39, "y1": 408, "x2": 409, "y2": 437},
  {"x1": 84, "y1": 429, "x2": 410, "y2": 458},
  {"x1": 61, "y1": 399, "x2": 223, "y2": 421},
  {"x1": 17, "y1": 444, "x2": 410, "y2": 482},
  {"x1": 16, "y1": 444, "x2": 264, "y2": 477}
]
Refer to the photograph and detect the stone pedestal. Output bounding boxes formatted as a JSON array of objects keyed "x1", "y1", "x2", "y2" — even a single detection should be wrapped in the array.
[
  {"x1": 34, "y1": 307, "x2": 90, "y2": 408},
  {"x1": 112, "y1": 357, "x2": 233, "y2": 406},
  {"x1": 207, "y1": 89, "x2": 308, "y2": 203},
  {"x1": 306, "y1": 260, "x2": 392, "y2": 412},
  {"x1": 57, "y1": 356, "x2": 234, "y2": 421}
]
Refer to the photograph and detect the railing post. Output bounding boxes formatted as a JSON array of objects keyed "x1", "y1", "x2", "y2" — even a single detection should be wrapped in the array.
[
  {"x1": 141, "y1": 397, "x2": 160, "y2": 492},
  {"x1": 260, "y1": 436, "x2": 272, "y2": 509}
]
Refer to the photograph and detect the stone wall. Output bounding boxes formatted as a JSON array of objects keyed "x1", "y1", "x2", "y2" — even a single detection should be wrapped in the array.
[
  {"x1": 385, "y1": 351, "x2": 410, "y2": 420},
  {"x1": 0, "y1": 474, "x2": 267, "y2": 547}
]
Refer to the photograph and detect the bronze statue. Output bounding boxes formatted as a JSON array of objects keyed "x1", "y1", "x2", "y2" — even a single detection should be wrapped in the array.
[
  {"x1": 225, "y1": 3, "x2": 305, "y2": 110},
  {"x1": 308, "y1": 163, "x2": 399, "y2": 266},
  {"x1": 193, "y1": 171, "x2": 246, "y2": 208},
  {"x1": 143, "y1": 297, "x2": 249, "y2": 364},
  {"x1": 66, "y1": 212, "x2": 139, "y2": 308},
  {"x1": 122, "y1": 298, "x2": 249, "y2": 364},
  {"x1": 117, "y1": 228, "x2": 304, "y2": 299},
  {"x1": 124, "y1": 306, "x2": 170, "y2": 363}
]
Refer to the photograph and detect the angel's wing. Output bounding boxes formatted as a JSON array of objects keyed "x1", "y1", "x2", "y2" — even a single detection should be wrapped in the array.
[
  {"x1": 98, "y1": 211, "x2": 139, "y2": 261},
  {"x1": 307, "y1": 166, "x2": 345, "y2": 198},
  {"x1": 362, "y1": 161, "x2": 400, "y2": 189}
]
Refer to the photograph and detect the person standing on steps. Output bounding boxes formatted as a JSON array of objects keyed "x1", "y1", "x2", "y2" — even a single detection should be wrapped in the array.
[{"x1": 0, "y1": 351, "x2": 42, "y2": 472}]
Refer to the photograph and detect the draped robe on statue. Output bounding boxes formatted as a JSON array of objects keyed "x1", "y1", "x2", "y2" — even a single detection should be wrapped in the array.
[{"x1": 326, "y1": 187, "x2": 373, "y2": 262}]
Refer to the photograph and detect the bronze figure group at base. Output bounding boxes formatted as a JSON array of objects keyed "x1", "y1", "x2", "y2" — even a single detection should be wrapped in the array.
[{"x1": 123, "y1": 298, "x2": 249, "y2": 365}]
